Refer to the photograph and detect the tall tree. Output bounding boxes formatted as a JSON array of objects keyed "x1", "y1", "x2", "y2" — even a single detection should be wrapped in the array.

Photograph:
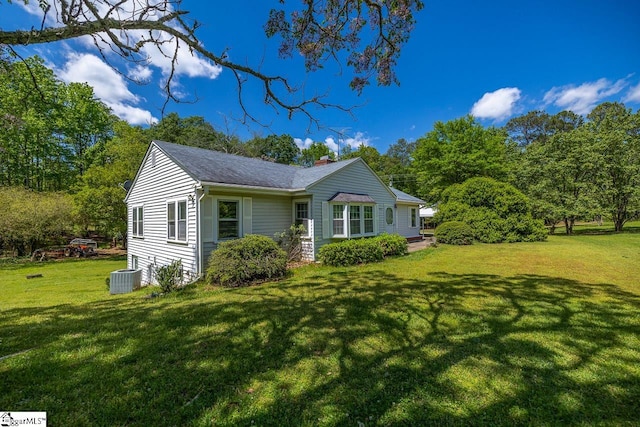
[
  {"x1": 1, "y1": 0, "x2": 423, "y2": 124},
  {"x1": 298, "y1": 142, "x2": 335, "y2": 167},
  {"x1": 246, "y1": 134, "x2": 300, "y2": 164},
  {"x1": 148, "y1": 113, "x2": 246, "y2": 155},
  {"x1": 505, "y1": 110, "x2": 555, "y2": 147},
  {"x1": 73, "y1": 121, "x2": 148, "y2": 241},
  {"x1": 412, "y1": 116, "x2": 510, "y2": 203},
  {"x1": 340, "y1": 144, "x2": 383, "y2": 173},
  {"x1": 518, "y1": 126, "x2": 601, "y2": 234},
  {"x1": 0, "y1": 55, "x2": 116, "y2": 190},
  {"x1": 0, "y1": 55, "x2": 69, "y2": 190},
  {"x1": 587, "y1": 102, "x2": 640, "y2": 232},
  {"x1": 57, "y1": 82, "x2": 115, "y2": 176},
  {"x1": 380, "y1": 138, "x2": 417, "y2": 194}
]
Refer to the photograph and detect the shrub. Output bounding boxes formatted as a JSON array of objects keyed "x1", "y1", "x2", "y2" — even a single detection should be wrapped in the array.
[
  {"x1": 207, "y1": 234, "x2": 287, "y2": 287},
  {"x1": 318, "y1": 238, "x2": 384, "y2": 266},
  {"x1": 435, "y1": 177, "x2": 547, "y2": 243},
  {"x1": 375, "y1": 233, "x2": 408, "y2": 257},
  {"x1": 274, "y1": 224, "x2": 306, "y2": 262},
  {"x1": 435, "y1": 221, "x2": 474, "y2": 245},
  {"x1": 155, "y1": 259, "x2": 183, "y2": 293}
]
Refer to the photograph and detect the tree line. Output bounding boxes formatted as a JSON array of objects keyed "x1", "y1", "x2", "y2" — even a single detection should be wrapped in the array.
[{"x1": 1, "y1": 52, "x2": 639, "y2": 255}]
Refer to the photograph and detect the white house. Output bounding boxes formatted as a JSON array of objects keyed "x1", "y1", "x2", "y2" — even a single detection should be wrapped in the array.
[{"x1": 125, "y1": 141, "x2": 425, "y2": 284}]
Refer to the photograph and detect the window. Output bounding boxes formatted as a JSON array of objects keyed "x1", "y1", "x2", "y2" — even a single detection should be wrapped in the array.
[
  {"x1": 132, "y1": 206, "x2": 143, "y2": 237},
  {"x1": 218, "y1": 200, "x2": 239, "y2": 240},
  {"x1": 350, "y1": 205, "x2": 361, "y2": 235},
  {"x1": 364, "y1": 206, "x2": 374, "y2": 233},
  {"x1": 410, "y1": 207, "x2": 418, "y2": 228},
  {"x1": 329, "y1": 203, "x2": 375, "y2": 238},
  {"x1": 386, "y1": 207, "x2": 394, "y2": 225},
  {"x1": 294, "y1": 201, "x2": 311, "y2": 236},
  {"x1": 332, "y1": 204, "x2": 345, "y2": 236},
  {"x1": 167, "y1": 200, "x2": 187, "y2": 242}
]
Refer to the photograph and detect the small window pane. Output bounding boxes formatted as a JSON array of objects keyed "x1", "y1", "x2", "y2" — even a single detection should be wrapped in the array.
[
  {"x1": 219, "y1": 221, "x2": 239, "y2": 239},
  {"x1": 167, "y1": 202, "x2": 176, "y2": 239},
  {"x1": 219, "y1": 201, "x2": 237, "y2": 219},
  {"x1": 332, "y1": 204, "x2": 344, "y2": 235},
  {"x1": 364, "y1": 206, "x2": 374, "y2": 233},
  {"x1": 350, "y1": 205, "x2": 361, "y2": 235},
  {"x1": 178, "y1": 201, "x2": 187, "y2": 220}
]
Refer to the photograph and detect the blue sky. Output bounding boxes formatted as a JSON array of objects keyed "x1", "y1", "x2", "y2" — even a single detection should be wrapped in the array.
[{"x1": 2, "y1": 1, "x2": 640, "y2": 154}]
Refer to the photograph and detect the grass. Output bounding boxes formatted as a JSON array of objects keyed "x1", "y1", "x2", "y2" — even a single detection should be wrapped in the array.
[{"x1": 1, "y1": 235, "x2": 640, "y2": 426}]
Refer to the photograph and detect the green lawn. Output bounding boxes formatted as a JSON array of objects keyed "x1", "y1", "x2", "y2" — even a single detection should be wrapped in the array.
[{"x1": 1, "y1": 235, "x2": 639, "y2": 426}]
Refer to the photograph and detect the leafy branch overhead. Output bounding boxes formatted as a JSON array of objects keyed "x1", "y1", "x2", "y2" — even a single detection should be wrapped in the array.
[{"x1": 1, "y1": 0, "x2": 423, "y2": 126}]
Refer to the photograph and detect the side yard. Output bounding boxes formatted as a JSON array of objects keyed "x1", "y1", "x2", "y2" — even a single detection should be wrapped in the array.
[{"x1": 1, "y1": 235, "x2": 639, "y2": 425}]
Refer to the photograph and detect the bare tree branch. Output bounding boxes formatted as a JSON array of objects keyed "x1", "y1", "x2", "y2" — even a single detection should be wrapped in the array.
[{"x1": 1, "y1": 0, "x2": 423, "y2": 128}]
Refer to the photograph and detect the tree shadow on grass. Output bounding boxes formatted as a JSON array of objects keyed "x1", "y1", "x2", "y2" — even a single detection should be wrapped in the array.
[{"x1": 1, "y1": 269, "x2": 640, "y2": 426}]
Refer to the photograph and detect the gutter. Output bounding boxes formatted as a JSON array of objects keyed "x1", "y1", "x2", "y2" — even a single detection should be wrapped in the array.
[{"x1": 196, "y1": 185, "x2": 209, "y2": 278}]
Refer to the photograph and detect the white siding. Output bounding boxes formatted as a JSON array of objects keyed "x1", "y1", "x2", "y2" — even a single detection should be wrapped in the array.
[
  {"x1": 127, "y1": 145, "x2": 199, "y2": 284},
  {"x1": 307, "y1": 160, "x2": 397, "y2": 256}
]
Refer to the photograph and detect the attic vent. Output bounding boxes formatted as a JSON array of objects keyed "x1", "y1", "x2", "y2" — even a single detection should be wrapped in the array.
[{"x1": 151, "y1": 151, "x2": 156, "y2": 167}]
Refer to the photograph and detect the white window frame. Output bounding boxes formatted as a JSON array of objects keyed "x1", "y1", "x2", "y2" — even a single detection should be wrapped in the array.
[
  {"x1": 331, "y1": 203, "x2": 376, "y2": 238},
  {"x1": 217, "y1": 198, "x2": 241, "y2": 241},
  {"x1": 293, "y1": 199, "x2": 311, "y2": 237},
  {"x1": 167, "y1": 199, "x2": 188, "y2": 243},
  {"x1": 132, "y1": 205, "x2": 144, "y2": 238}
]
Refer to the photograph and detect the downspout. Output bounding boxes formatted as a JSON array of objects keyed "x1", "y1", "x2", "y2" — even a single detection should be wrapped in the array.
[{"x1": 196, "y1": 185, "x2": 209, "y2": 277}]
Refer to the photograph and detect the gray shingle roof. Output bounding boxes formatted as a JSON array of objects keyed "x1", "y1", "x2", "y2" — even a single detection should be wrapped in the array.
[
  {"x1": 153, "y1": 140, "x2": 359, "y2": 190},
  {"x1": 329, "y1": 192, "x2": 376, "y2": 203},
  {"x1": 390, "y1": 187, "x2": 425, "y2": 204}
]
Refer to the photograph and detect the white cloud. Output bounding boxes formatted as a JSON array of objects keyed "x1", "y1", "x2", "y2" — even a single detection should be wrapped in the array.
[
  {"x1": 294, "y1": 137, "x2": 315, "y2": 149},
  {"x1": 108, "y1": 103, "x2": 157, "y2": 126},
  {"x1": 624, "y1": 83, "x2": 640, "y2": 103},
  {"x1": 57, "y1": 53, "x2": 157, "y2": 125},
  {"x1": 129, "y1": 65, "x2": 153, "y2": 83},
  {"x1": 339, "y1": 132, "x2": 371, "y2": 150},
  {"x1": 471, "y1": 87, "x2": 521, "y2": 121},
  {"x1": 324, "y1": 137, "x2": 339, "y2": 153},
  {"x1": 543, "y1": 78, "x2": 628, "y2": 115}
]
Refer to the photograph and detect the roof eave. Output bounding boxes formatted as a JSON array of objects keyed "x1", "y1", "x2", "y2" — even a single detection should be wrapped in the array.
[{"x1": 201, "y1": 181, "x2": 306, "y2": 195}]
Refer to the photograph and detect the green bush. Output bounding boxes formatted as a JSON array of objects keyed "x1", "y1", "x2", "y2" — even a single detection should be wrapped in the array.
[
  {"x1": 207, "y1": 234, "x2": 287, "y2": 287},
  {"x1": 318, "y1": 238, "x2": 384, "y2": 266},
  {"x1": 375, "y1": 233, "x2": 408, "y2": 257},
  {"x1": 155, "y1": 259, "x2": 183, "y2": 293},
  {"x1": 435, "y1": 221, "x2": 474, "y2": 245},
  {"x1": 435, "y1": 177, "x2": 547, "y2": 243},
  {"x1": 318, "y1": 233, "x2": 408, "y2": 266}
]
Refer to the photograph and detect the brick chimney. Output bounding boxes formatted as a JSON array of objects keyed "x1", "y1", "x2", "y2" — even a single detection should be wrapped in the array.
[{"x1": 314, "y1": 155, "x2": 335, "y2": 166}]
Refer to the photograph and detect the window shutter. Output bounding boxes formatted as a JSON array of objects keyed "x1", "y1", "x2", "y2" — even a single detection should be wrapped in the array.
[
  {"x1": 374, "y1": 204, "x2": 379, "y2": 234},
  {"x1": 322, "y1": 202, "x2": 330, "y2": 239},
  {"x1": 243, "y1": 197, "x2": 252, "y2": 235},
  {"x1": 408, "y1": 207, "x2": 412, "y2": 227},
  {"x1": 202, "y1": 198, "x2": 213, "y2": 241}
]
